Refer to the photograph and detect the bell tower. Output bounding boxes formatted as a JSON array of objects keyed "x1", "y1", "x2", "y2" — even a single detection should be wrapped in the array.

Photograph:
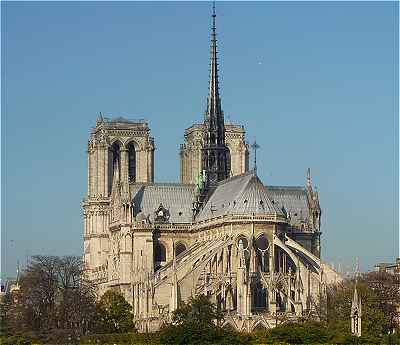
[{"x1": 83, "y1": 115, "x2": 155, "y2": 272}]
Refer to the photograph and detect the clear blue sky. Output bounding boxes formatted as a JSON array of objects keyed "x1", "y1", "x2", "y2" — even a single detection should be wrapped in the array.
[{"x1": 2, "y1": 1, "x2": 398, "y2": 278}]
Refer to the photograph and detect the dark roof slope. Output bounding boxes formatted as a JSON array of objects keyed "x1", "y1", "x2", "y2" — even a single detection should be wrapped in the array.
[
  {"x1": 131, "y1": 183, "x2": 196, "y2": 223},
  {"x1": 196, "y1": 171, "x2": 283, "y2": 221},
  {"x1": 268, "y1": 186, "x2": 310, "y2": 225}
]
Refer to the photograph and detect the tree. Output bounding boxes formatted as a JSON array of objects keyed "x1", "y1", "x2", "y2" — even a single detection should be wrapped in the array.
[
  {"x1": 172, "y1": 294, "x2": 223, "y2": 328},
  {"x1": 160, "y1": 295, "x2": 248, "y2": 345},
  {"x1": 2, "y1": 255, "x2": 98, "y2": 341},
  {"x1": 97, "y1": 290, "x2": 134, "y2": 333},
  {"x1": 365, "y1": 270, "x2": 400, "y2": 334},
  {"x1": 326, "y1": 271, "x2": 399, "y2": 339},
  {"x1": 267, "y1": 321, "x2": 331, "y2": 344}
]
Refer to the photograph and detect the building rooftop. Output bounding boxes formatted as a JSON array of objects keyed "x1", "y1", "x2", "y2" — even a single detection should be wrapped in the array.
[{"x1": 196, "y1": 171, "x2": 284, "y2": 221}]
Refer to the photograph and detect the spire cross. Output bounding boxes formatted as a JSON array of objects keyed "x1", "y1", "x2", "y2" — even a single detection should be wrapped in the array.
[{"x1": 251, "y1": 139, "x2": 260, "y2": 171}]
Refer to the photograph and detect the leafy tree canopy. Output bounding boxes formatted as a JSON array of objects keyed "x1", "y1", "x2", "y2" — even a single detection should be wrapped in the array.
[
  {"x1": 327, "y1": 271, "x2": 399, "y2": 338},
  {"x1": 98, "y1": 290, "x2": 134, "y2": 333},
  {"x1": 172, "y1": 294, "x2": 223, "y2": 328},
  {"x1": 160, "y1": 294, "x2": 248, "y2": 345}
]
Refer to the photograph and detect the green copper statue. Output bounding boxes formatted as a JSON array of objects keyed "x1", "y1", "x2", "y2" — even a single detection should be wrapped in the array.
[{"x1": 195, "y1": 170, "x2": 207, "y2": 195}]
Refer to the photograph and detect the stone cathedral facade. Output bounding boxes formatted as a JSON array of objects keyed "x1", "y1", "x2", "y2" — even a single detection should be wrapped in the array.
[{"x1": 82, "y1": 7, "x2": 340, "y2": 331}]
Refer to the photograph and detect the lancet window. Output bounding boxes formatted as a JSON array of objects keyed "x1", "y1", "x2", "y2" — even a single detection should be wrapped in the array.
[
  {"x1": 255, "y1": 234, "x2": 270, "y2": 272},
  {"x1": 109, "y1": 142, "x2": 121, "y2": 194},
  {"x1": 127, "y1": 142, "x2": 136, "y2": 182}
]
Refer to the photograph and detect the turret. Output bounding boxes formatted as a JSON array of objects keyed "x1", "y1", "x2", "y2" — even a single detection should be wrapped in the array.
[{"x1": 351, "y1": 283, "x2": 362, "y2": 337}]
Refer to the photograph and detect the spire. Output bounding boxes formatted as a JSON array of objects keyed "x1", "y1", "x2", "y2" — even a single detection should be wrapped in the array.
[
  {"x1": 202, "y1": 1, "x2": 229, "y2": 185},
  {"x1": 352, "y1": 285, "x2": 359, "y2": 308},
  {"x1": 351, "y1": 257, "x2": 362, "y2": 337},
  {"x1": 307, "y1": 168, "x2": 311, "y2": 188},
  {"x1": 351, "y1": 282, "x2": 362, "y2": 337},
  {"x1": 205, "y1": 0, "x2": 222, "y2": 123}
]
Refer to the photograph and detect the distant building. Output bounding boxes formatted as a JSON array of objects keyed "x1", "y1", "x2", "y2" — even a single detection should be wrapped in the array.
[
  {"x1": 374, "y1": 258, "x2": 400, "y2": 275},
  {"x1": 0, "y1": 278, "x2": 18, "y2": 296},
  {"x1": 0, "y1": 270, "x2": 20, "y2": 302}
]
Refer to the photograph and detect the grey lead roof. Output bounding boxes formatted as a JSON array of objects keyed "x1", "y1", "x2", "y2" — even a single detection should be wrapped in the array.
[
  {"x1": 268, "y1": 186, "x2": 310, "y2": 225},
  {"x1": 196, "y1": 171, "x2": 284, "y2": 222},
  {"x1": 131, "y1": 183, "x2": 196, "y2": 223},
  {"x1": 129, "y1": 174, "x2": 312, "y2": 226}
]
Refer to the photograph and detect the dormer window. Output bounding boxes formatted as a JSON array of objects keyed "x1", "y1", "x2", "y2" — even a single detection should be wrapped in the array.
[{"x1": 154, "y1": 203, "x2": 170, "y2": 223}]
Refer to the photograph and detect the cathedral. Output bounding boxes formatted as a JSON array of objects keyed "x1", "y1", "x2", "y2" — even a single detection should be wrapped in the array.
[{"x1": 82, "y1": 5, "x2": 340, "y2": 331}]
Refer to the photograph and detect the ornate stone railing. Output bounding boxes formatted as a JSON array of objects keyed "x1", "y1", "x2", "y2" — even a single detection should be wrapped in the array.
[
  {"x1": 193, "y1": 213, "x2": 287, "y2": 230},
  {"x1": 113, "y1": 212, "x2": 287, "y2": 234}
]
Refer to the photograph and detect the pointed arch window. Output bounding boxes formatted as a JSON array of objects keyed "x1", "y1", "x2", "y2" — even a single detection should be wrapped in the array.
[
  {"x1": 109, "y1": 142, "x2": 121, "y2": 194},
  {"x1": 256, "y1": 234, "x2": 269, "y2": 272},
  {"x1": 127, "y1": 142, "x2": 136, "y2": 182}
]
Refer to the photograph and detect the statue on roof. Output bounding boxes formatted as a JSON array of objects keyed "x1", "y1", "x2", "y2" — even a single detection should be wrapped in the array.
[{"x1": 195, "y1": 170, "x2": 207, "y2": 195}]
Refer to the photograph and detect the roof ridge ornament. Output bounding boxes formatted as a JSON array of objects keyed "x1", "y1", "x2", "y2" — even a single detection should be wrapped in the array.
[{"x1": 251, "y1": 139, "x2": 260, "y2": 172}]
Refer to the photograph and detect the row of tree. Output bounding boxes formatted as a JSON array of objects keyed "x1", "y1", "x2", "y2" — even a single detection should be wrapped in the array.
[
  {"x1": 156, "y1": 272, "x2": 400, "y2": 345},
  {"x1": 2, "y1": 254, "x2": 400, "y2": 344}
]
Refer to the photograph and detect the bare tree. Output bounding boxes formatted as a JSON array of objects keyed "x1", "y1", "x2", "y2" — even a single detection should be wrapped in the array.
[{"x1": 3, "y1": 255, "x2": 98, "y2": 340}]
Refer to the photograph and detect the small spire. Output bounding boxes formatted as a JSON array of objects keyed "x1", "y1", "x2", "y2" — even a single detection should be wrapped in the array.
[
  {"x1": 205, "y1": 0, "x2": 222, "y2": 122},
  {"x1": 314, "y1": 185, "x2": 319, "y2": 201},
  {"x1": 352, "y1": 284, "x2": 359, "y2": 306},
  {"x1": 307, "y1": 168, "x2": 312, "y2": 188},
  {"x1": 351, "y1": 272, "x2": 362, "y2": 337}
]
